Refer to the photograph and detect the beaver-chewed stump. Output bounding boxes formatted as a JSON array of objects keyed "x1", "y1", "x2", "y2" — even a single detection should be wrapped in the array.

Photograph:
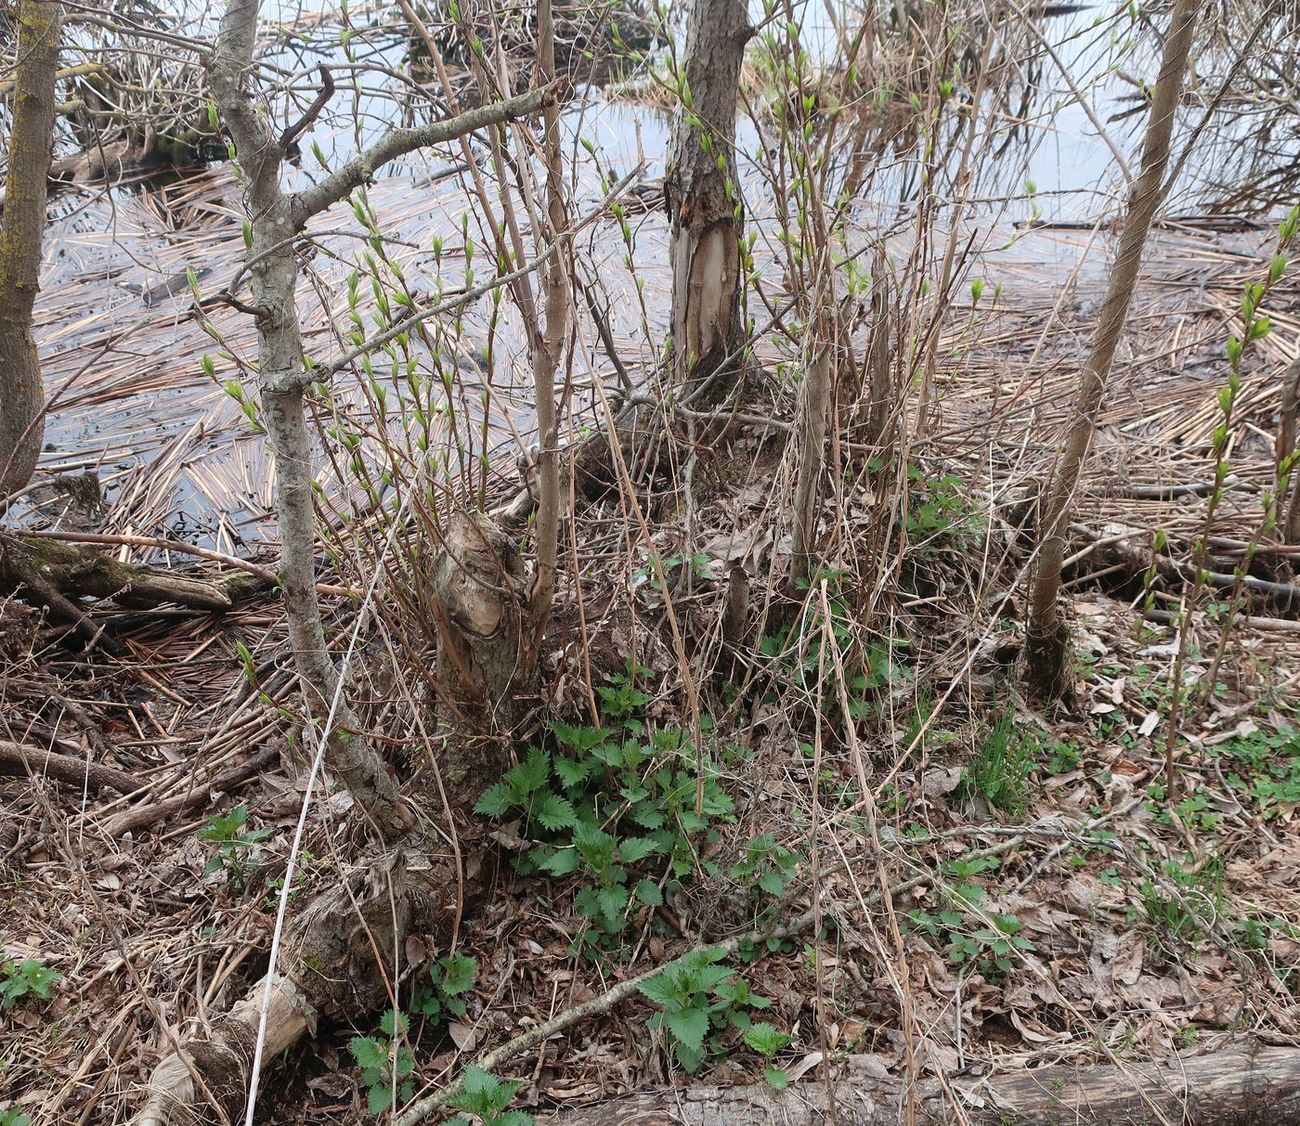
[{"x1": 132, "y1": 852, "x2": 438, "y2": 1126}]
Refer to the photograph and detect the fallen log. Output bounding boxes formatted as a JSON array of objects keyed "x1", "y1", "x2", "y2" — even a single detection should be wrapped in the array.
[
  {"x1": 133, "y1": 851, "x2": 435, "y2": 1125},
  {"x1": 0, "y1": 738, "x2": 141, "y2": 795},
  {"x1": 540, "y1": 1042, "x2": 1300, "y2": 1125},
  {"x1": 0, "y1": 531, "x2": 235, "y2": 612},
  {"x1": 103, "y1": 741, "x2": 284, "y2": 838}
]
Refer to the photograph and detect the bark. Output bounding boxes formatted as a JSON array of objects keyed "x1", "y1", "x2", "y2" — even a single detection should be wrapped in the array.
[
  {"x1": 1278, "y1": 356, "x2": 1300, "y2": 545},
  {"x1": 429, "y1": 510, "x2": 532, "y2": 758},
  {"x1": 858, "y1": 255, "x2": 895, "y2": 449},
  {"x1": 1023, "y1": 0, "x2": 1200, "y2": 705},
  {"x1": 133, "y1": 853, "x2": 428, "y2": 1126},
  {"x1": 523, "y1": 0, "x2": 570, "y2": 683},
  {"x1": 541, "y1": 1044, "x2": 1300, "y2": 1126},
  {"x1": 790, "y1": 350, "x2": 832, "y2": 586},
  {"x1": 208, "y1": 0, "x2": 415, "y2": 841},
  {"x1": 0, "y1": 531, "x2": 236, "y2": 613},
  {"x1": 0, "y1": 0, "x2": 61, "y2": 495},
  {"x1": 0, "y1": 738, "x2": 140, "y2": 795},
  {"x1": 664, "y1": 0, "x2": 750, "y2": 391}
]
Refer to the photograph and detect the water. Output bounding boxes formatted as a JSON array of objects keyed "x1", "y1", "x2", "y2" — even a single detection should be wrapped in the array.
[{"x1": 13, "y1": 0, "x2": 1296, "y2": 548}]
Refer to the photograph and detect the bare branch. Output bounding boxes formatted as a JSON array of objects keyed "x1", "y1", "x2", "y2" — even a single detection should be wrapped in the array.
[
  {"x1": 278, "y1": 65, "x2": 335, "y2": 153},
  {"x1": 290, "y1": 83, "x2": 560, "y2": 228}
]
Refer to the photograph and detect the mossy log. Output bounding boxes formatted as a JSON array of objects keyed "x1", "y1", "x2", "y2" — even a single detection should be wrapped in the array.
[{"x1": 0, "y1": 531, "x2": 268, "y2": 645}]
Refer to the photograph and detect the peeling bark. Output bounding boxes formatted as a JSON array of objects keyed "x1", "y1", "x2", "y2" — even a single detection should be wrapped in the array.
[
  {"x1": 429, "y1": 511, "x2": 532, "y2": 759},
  {"x1": 790, "y1": 350, "x2": 832, "y2": 587},
  {"x1": 664, "y1": 0, "x2": 750, "y2": 392},
  {"x1": 858, "y1": 256, "x2": 896, "y2": 449}
]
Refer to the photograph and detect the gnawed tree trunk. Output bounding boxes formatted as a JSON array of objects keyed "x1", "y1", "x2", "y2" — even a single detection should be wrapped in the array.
[
  {"x1": 1278, "y1": 356, "x2": 1300, "y2": 545},
  {"x1": 0, "y1": 0, "x2": 61, "y2": 496},
  {"x1": 790, "y1": 349, "x2": 833, "y2": 587},
  {"x1": 857, "y1": 253, "x2": 896, "y2": 449},
  {"x1": 429, "y1": 510, "x2": 533, "y2": 757},
  {"x1": 541, "y1": 1043, "x2": 1300, "y2": 1126},
  {"x1": 427, "y1": 0, "x2": 570, "y2": 751},
  {"x1": 664, "y1": 0, "x2": 751, "y2": 392},
  {"x1": 1022, "y1": 0, "x2": 1199, "y2": 704},
  {"x1": 134, "y1": 853, "x2": 425, "y2": 1125}
]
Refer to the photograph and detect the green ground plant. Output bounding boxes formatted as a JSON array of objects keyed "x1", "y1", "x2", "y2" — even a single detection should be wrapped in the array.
[
  {"x1": 445, "y1": 1066, "x2": 534, "y2": 1126},
  {"x1": 349, "y1": 1009, "x2": 415, "y2": 1116},
  {"x1": 0, "y1": 958, "x2": 59, "y2": 1010},
  {"x1": 411, "y1": 950, "x2": 477, "y2": 1023},
  {"x1": 474, "y1": 665, "x2": 735, "y2": 947},
  {"x1": 906, "y1": 855, "x2": 1034, "y2": 979},
  {"x1": 637, "y1": 947, "x2": 790, "y2": 1082},
  {"x1": 198, "y1": 802, "x2": 270, "y2": 887}
]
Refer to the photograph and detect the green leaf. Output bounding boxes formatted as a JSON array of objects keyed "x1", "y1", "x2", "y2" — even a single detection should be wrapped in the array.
[
  {"x1": 744, "y1": 1021, "x2": 792, "y2": 1056},
  {"x1": 535, "y1": 847, "x2": 581, "y2": 876},
  {"x1": 757, "y1": 871, "x2": 787, "y2": 896},
  {"x1": 534, "y1": 793, "x2": 578, "y2": 832},
  {"x1": 764, "y1": 1065, "x2": 791, "y2": 1090},
  {"x1": 439, "y1": 952, "x2": 477, "y2": 996},
  {"x1": 597, "y1": 885, "x2": 630, "y2": 926},
  {"x1": 552, "y1": 755, "x2": 592, "y2": 789},
  {"x1": 665, "y1": 1006, "x2": 710, "y2": 1053},
  {"x1": 349, "y1": 1036, "x2": 388, "y2": 1071},
  {"x1": 617, "y1": 836, "x2": 661, "y2": 863},
  {"x1": 496, "y1": 1113, "x2": 536, "y2": 1126},
  {"x1": 379, "y1": 1008, "x2": 407, "y2": 1037},
  {"x1": 515, "y1": 748, "x2": 551, "y2": 793},
  {"x1": 634, "y1": 879, "x2": 664, "y2": 907},
  {"x1": 638, "y1": 970, "x2": 684, "y2": 1008},
  {"x1": 473, "y1": 782, "x2": 515, "y2": 817},
  {"x1": 367, "y1": 1084, "x2": 394, "y2": 1115}
]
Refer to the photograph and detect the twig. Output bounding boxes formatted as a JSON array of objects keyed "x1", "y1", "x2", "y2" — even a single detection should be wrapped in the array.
[
  {"x1": 103, "y1": 742, "x2": 283, "y2": 837},
  {"x1": 278, "y1": 65, "x2": 334, "y2": 152}
]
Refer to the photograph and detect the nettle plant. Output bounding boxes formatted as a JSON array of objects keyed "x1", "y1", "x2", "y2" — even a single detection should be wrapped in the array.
[
  {"x1": 349, "y1": 1008, "x2": 415, "y2": 1116},
  {"x1": 198, "y1": 802, "x2": 271, "y2": 888},
  {"x1": 475, "y1": 666, "x2": 736, "y2": 947},
  {"x1": 905, "y1": 855, "x2": 1035, "y2": 980},
  {"x1": 0, "y1": 957, "x2": 60, "y2": 1010},
  {"x1": 411, "y1": 950, "x2": 477, "y2": 1023},
  {"x1": 637, "y1": 948, "x2": 793, "y2": 1087}
]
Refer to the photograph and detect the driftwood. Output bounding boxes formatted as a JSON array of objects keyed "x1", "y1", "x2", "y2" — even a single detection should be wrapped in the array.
[
  {"x1": 0, "y1": 531, "x2": 238, "y2": 612},
  {"x1": 541, "y1": 1043, "x2": 1300, "y2": 1125},
  {"x1": 0, "y1": 531, "x2": 268, "y2": 648}
]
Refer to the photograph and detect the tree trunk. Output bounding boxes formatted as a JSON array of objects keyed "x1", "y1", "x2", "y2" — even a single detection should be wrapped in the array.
[
  {"x1": 1022, "y1": 0, "x2": 1200, "y2": 704},
  {"x1": 209, "y1": 0, "x2": 413, "y2": 842},
  {"x1": 1278, "y1": 357, "x2": 1300, "y2": 545},
  {"x1": 541, "y1": 1043, "x2": 1300, "y2": 1126},
  {"x1": 133, "y1": 853, "x2": 432, "y2": 1125},
  {"x1": 664, "y1": 0, "x2": 751, "y2": 392},
  {"x1": 790, "y1": 350, "x2": 832, "y2": 586},
  {"x1": 0, "y1": 0, "x2": 61, "y2": 496}
]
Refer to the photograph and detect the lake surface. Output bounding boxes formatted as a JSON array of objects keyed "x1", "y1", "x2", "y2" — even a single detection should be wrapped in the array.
[{"x1": 13, "y1": 0, "x2": 1295, "y2": 550}]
